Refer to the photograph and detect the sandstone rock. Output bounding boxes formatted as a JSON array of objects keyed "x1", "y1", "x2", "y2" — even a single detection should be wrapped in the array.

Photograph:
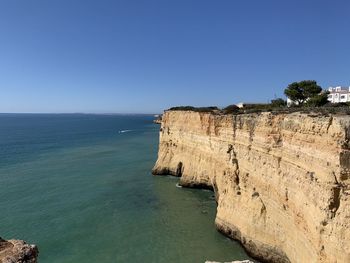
[
  {"x1": 0, "y1": 237, "x2": 38, "y2": 263},
  {"x1": 153, "y1": 114, "x2": 162, "y2": 124},
  {"x1": 153, "y1": 110, "x2": 350, "y2": 263}
]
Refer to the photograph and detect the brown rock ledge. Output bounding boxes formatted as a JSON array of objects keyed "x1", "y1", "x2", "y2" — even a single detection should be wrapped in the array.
[{"x1": 0, "y1": 237, "x2": 38, "y2": 263}]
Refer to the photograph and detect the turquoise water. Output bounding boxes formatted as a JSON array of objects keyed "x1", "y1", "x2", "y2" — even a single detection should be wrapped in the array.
[{"x1": 0, "y1": 114, "x2": 251, "y2": 263}]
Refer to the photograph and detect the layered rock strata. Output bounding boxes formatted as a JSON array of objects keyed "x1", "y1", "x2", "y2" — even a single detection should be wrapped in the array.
[
  {"x1": 0, "y1": 237, "x2": 38, "y2": 263},
  {"x1": 152, "y1": 110, "x2": 350, "y2": 263}
]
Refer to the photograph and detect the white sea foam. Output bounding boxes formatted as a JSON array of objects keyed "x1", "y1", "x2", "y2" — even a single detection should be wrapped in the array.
[{"x1": 175, "y1": 183, "x2": 182, "y2": 188}]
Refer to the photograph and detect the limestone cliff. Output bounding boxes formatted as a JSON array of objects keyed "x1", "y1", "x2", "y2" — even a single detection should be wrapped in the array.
[
  {"x1": 0, "y1": 237, "x2": 38, "y2": 263},
  {"x1": 152, "y1": 110, "x2": 350, "y2": 263}
]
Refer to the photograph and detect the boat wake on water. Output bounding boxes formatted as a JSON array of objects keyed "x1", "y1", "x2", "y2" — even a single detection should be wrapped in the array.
[{"x1": 118, "y1": 130, "x2": 133, "y2": 133}]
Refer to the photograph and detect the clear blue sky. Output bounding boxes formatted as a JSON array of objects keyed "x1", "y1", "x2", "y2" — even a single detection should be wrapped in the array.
[{"x1": 0, "y1": 0, "x2": 349, "y2": 113}]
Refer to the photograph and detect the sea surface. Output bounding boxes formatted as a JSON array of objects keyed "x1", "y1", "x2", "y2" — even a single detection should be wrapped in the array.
[{"x1": 0, "y1": 114, "x2": 252, "y2": 263}]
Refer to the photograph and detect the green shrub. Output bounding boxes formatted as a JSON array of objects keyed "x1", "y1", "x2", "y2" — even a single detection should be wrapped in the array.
[
  {"x1": 270, "y1": 98, "x2": 287, "y2": 107},
  {"x1": 305, "y1": 92, "x2": 329, "y2": 107},
  {"x1": 222, "y1": 104, "x2": 240, "y2": 114},
  {"x1": 167, "y1": 106, "x2": 219, "y2": 112}
]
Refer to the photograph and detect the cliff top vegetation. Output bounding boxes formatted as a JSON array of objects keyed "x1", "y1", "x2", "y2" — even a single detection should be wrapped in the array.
[
  {"x1": 167, "y1": 103, "x2": 350, "y2": 116},
  {"x1": 167, "y1": 80, "x2": 350, "y2": 116}
]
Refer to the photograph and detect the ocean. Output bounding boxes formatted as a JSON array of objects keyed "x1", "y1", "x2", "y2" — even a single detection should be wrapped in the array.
[{"x1": 0, "y1": 114, "x2": 251, "y2": 263}]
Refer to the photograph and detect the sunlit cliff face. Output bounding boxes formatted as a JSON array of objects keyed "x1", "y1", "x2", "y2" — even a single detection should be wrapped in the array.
[{"x1": 153, "y1": 110, "x2": 350, "y2": 263}]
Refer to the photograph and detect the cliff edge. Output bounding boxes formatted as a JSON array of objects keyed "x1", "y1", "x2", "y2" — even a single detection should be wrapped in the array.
[
  {"x1": 0, "y1": 237, "x2": 38, "y2": 263},
  {"x1": 152, "y1": 110, "x2": 350, "y2": 263}
]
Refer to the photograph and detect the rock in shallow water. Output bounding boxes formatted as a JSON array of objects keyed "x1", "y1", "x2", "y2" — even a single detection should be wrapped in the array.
[
  {"x1": 205, "y1": 261, "x2": 254, "y2": 263},
  {"x1": 0, "y1": 237, "x2": 38, "y2": 263}
]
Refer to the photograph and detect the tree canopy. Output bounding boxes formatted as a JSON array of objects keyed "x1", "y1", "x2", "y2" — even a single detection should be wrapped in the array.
[
  {"x1": 284, "y1": 80, "x2": 322, "y2": 105},
  {"x1": 305, "y1": 91, "x2": 330, "y2": 107}
]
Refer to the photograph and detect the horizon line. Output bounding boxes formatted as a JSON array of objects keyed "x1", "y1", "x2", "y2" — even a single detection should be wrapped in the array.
[{"x1": 0, "y1": 112, "x2": 161, "y2": 115}]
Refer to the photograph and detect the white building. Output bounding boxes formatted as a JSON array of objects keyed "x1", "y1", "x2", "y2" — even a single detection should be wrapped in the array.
[
  {"x1": 287, "y1": 98, "x2": 298, "y2": 107},
  {"x1": 327, "y1": 86, "x2": 350, "y2": 103}
]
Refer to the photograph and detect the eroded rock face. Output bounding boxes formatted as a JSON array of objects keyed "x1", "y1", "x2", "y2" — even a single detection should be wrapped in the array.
[
  {"x1": 0, "y1": 237, "x2": 38, "y2": 263},
  {"x1": 152, "y1": 110, "x2": 350, "y2": 263}
]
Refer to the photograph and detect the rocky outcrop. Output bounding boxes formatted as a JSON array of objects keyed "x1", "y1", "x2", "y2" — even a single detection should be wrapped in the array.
[
  {"x1": 152, "y1": 110, "x2": 350, "y2": 263},
  {"x1": 0, "y1": 237, "x2": 38, "y2": 263},
  {"x1": 153, "y1": 114, "x2": 162, "y2": 124},
  {"x1": 205, "y1": 261, "x2": 254, "y2": 263}
]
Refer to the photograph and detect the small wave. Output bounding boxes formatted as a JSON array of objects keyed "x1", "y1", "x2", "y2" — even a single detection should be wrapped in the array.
[
  {"x1": 175, "y1": 183, "x2": 182, "y2": 188},
  {"x1": 118, "y1": 130, "x2": 133, "y2": 133}
]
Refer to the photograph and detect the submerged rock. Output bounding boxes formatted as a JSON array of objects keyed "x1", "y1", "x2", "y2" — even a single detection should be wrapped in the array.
[{"x1": 0, "y1": 237, "x2": 38, "y2": 263}]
